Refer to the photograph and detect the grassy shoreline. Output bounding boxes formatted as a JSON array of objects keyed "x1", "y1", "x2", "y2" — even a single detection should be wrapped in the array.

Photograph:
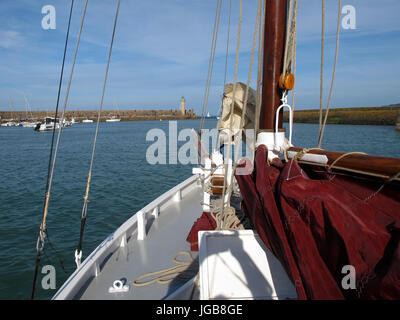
[{"x1": 282, "y1": 105, "x2": 400, "y2": 126}]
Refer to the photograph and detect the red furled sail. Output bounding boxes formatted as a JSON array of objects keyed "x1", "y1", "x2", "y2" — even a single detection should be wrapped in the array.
[{"x1": 235, "y1": 144, "x2": 400, "y2": 300}]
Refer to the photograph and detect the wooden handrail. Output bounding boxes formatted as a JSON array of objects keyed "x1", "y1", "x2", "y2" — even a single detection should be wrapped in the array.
[{"x1": 288, "y1": 146, "x2": 400, "y2": 181}]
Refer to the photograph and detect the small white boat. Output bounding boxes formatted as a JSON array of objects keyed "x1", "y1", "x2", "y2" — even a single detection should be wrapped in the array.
[
  {"x1": 1, "y1": 121, "x2": 16, "y2": 127},
  {"x1": 82, "y1": 119, "x2": 94, "y2": 123},
  {"x1": 63, "y1": 119, "x2": 72, "y2": 127},
  {"x1": 34, "y1": 117, "x2": 62, "y2": 132},
  {"x1": 106, "y1": 116, "x2": 121, "y2": 122},
  {"x1": 22, "y1": 121, "x2": 40, "y2": 128}
]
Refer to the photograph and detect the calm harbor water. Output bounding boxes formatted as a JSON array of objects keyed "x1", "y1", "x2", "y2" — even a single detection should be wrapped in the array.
[{"x1": 0, "y1": 119, "x2": 399, "y2": 299}]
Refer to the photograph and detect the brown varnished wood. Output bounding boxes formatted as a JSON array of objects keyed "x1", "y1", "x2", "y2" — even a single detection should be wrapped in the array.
[{"x1": 260, "y1": 0, "x2": 287, "y2": 131}]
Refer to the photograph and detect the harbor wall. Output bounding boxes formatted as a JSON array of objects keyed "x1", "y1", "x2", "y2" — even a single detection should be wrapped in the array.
[
  {"x1": 0, "y1": 109, "x2": 198, "y2": 122},
  {"x1": 1, "y1": 105, "x2": 399, "y2": 126}
]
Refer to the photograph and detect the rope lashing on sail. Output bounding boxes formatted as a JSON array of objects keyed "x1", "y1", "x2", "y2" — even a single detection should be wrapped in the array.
[
  {"x1": 75, "y1": 0, "x2": 121, "y2": 268},
  {"x1": 318, "y1": 0, "x2": 342, "y2": 148},
  {"x1": 31, "y1": 0, "x2": 81, "y2": 300},
  {"x1": 327, "y1": 152, "x2": 367, "y2": 172},
  {"x1": 131, "y1": 251, "x2": 198, "y2": 287}
]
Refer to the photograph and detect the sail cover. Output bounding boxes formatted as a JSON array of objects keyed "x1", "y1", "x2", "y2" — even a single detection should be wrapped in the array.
[
  {"x1": 234, "y1": 144, "x2": 400, "y2": 300},
  {"x1": 217, "y1": 82, "x2": 256, "y2": 146}
]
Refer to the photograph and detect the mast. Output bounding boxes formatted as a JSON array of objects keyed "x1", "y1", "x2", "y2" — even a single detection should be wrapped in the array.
[
  {"x1": 9, "y1": 96, "x2": 13, "y2": 119},
  {"x1": 259, "y1": 0, "x2": 287, "y2": 131}
]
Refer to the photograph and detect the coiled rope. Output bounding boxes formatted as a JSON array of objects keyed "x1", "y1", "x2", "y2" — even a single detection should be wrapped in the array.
[{"x1": 132, "y1": 251, "x2": 198, "y2": 287}]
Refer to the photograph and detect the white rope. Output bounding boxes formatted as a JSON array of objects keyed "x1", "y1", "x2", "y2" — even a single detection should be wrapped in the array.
[
  {"x1": 223, "y1": 0, "x2": 232, "y2": 90},
  {"x1": 226, "y1": 0, "x2": 262, "y2": 206},
  {"x1": 318, "y1": 0, "x2": 342, "y2": 148},
  {"x1": 38, "y1": 0, "x2": 88, "y2": 236},
  {"x1": 318, "y1": 0, "x2": 325, "y2": 135},
  {"x1": 254, "y1": 0, "x2": 265, "y2": 155},
  {"x1": 132, "y1": 251, "x2": 197, "y2": 287},
  {"x1": 200, "y1": 0, "x2": 222, "y2": 133},
  {"x1": 76, "y1": 0, "x2": 120, "y2": 266},
  {"x1": 218, "y1": 0, "x2": 243, "y2": 218}
]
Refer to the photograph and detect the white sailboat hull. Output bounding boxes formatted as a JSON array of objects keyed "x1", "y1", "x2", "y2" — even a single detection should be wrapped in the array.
[
  {"x1": 36, "y1": 123, "x2": 62, "y2": 131},
  {"x1": 106, "y1": 118, "x2": 121, "y2": 122},
  {"x1": 53, "y1": 175, "x2": 201, "y2": 300}
]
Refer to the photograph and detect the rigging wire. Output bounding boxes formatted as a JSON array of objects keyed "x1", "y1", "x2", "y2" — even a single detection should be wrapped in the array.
[
  {"x1": 214, "y1": 0, "x2": 233, "y2": 153},
  {"x1": 318, "y1": 0, "x2": 342, "y2": 148},
  {"x1": 223, "y1": 0, "x2": 232, "y2": 90},
  {"x1": 226, "y1": 0, "x2": 263, "y2": 207},
  {"x1": 218, "y1": 0, "x2": 243, "y2": 222},
  {"x1": 31, "y1": 0, "x2": 77, "y2": 300},
  {"x1": 199, "y1": 0, "x2": 222, "y2": 135},
  {"x1": 254, "y1": 0, "x2": 265, "y2": 155},
  {"x1": 75, "y1": 0, "x2": 121, "y2": 267},
  {"x1": 318, "y1": 0, "x2": 325, "y2": 135}
]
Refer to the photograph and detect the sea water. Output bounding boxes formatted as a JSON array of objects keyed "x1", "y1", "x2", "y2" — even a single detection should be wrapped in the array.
[{"x1": 0, "y1": 119, "x2": 399, "y2": 299}]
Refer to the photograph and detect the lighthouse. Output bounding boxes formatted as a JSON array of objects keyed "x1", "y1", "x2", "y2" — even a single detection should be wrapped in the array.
[{"x1": 180, "y1": 96, "x2": 186, "y2": 115}]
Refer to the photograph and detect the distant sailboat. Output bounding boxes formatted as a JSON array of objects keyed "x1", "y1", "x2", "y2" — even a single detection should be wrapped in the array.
[
  {"x1": 106, "y1": 116, "x2": 121, "y2": 122},
  {"x1": 21, "y1": 95, "x2": 39, "y2": 128},
  {"x1": 106, "y1": 99, "x2": 121, "y2": 122},
  {"x1": 1, "y1": 97, "x2": 16, "y2": 127}
]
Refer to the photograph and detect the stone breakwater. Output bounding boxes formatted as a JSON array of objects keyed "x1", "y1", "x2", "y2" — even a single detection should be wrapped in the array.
[{"x1": 0, "y1": 109, "x2": 198, "y2": 122}]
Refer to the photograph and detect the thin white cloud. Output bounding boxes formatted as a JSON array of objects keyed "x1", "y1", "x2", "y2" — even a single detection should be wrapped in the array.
[{"x1": 0, "y1": 30, "x2": 25, "y2": 49}]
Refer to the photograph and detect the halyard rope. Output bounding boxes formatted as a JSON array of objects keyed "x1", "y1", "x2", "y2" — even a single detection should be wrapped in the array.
[
  {"x1": 31, "y1": 0, "x2": 79, "y2": 300},
  {"x1": 218, "y1": 0, "x2": 243, "y2": 220},
  {"x1": 319, "y1": 0, "x2": 325, "y2": 136},
  {"x1": 225, "y1": 0, "x2": 262, "y2": 209},
  {"x1": 318, "y1": 0, "x2": 342, "y2": 148},
  {"x1": 75, "y1": 0, "x2": 120, "y2": 268},
  {"x1": 199, "y1": 0, "x2": 222, "y2": 134}
]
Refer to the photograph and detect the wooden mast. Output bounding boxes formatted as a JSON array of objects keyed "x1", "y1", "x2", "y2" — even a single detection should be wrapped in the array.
[
  {"x1": 259, "y1": 0, "x2": 287, "y2": 131},
  {"x1": 257, "y1": 0, "x2": 400, "y2": 182}
]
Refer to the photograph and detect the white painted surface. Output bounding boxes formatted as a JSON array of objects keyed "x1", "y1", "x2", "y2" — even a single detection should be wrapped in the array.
[{"x1": 198, "y1": 230, "x2": 298, "y2": 300}]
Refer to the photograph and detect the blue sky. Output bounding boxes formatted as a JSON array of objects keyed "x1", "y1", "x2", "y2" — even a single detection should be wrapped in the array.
[{"x1": 0, "y1": 0, "x2": 399, "y2": 114}]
